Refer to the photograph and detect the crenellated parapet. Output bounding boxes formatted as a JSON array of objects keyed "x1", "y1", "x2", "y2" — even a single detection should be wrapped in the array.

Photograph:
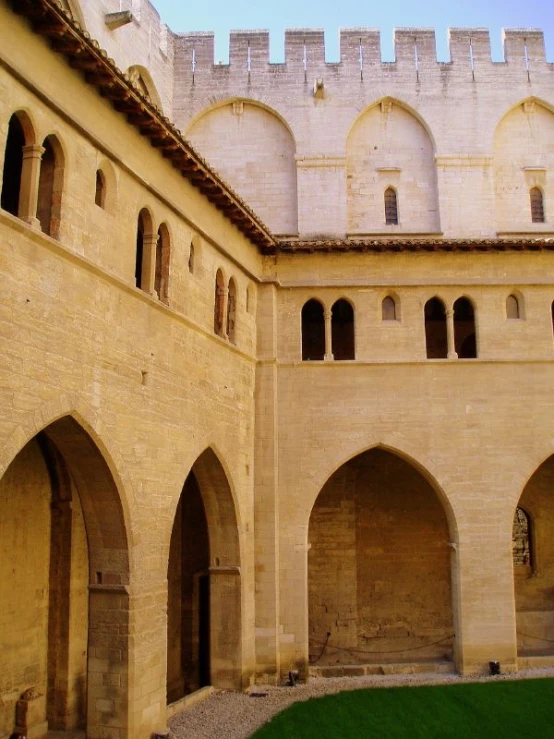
[{"x1": 174, "y1": 27, "x2": 552, "y2": 82}]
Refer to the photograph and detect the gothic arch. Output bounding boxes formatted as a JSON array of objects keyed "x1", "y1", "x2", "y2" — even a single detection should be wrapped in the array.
[
  {"x1": 346, "y1": 97, "x2": 439, "y2": 233},
  {"x1": 166, "y1": 445, "x2": 243, "y2": 699},
  {"x1": 186, "y1": 98, "x2": 298, "y2": 235},
  {"x1": 307, "y1": 443, "x2": 456, "y2": 668},
  {"x1": 494, "y1": 97, "x2": 554, "y2": 231},
  {"x1": 0, "y1": 410, "x2": 131, "y2": 737}
]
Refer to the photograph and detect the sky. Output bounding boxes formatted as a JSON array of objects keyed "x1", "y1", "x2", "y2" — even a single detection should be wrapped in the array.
[{"x1": 151, "y1": 0, "x2": 554, "y2": 64}]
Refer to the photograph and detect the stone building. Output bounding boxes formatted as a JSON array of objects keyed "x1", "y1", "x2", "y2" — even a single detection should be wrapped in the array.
[{"x1": 1, "y1": 0, "x2": 554, "y2": 737}]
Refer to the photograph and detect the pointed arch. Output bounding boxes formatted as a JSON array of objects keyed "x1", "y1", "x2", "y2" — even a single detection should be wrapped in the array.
[
  {"x1": 227, "y1": 277, "x2": 237, "y2": 343},
  {"x1": 308, "y1": 444, "x2": 455, "y2": 668},
  {"x1": 1, "y1": 110, "x2": 37, "y2": 219},
  {"x1": 425, "y1": 297, "x2": 447, "y2": 358},
  {"x1": 214, "y1": 268, "x2": 226, "y2": 336},
  {"x1": 301, "y1": 298, "x2": 325, "y2": 361},
  {"x1": 136, "y1": 207, "x2": 154, "y2": 290},
  {"x1": 186, "y1": 98, "x2": 298, "y2": 235},
  {"x1": 0, "y1": 414, "x2": 131, "y2": 737},
  {"x1": 167, "y1": 446, "x2": 242, "y2": 700},
  {"x1": 155, "y1": 221, "x2": 171, "y2": 304},
  {"x1": 331, "y1": 298, "x2": 355, "y2": 360},
  {"x1": 37, "y1": 134, "x2": 65, "y2": 238},
  {"x1": 494, "y1": 97, "x2": 554, "y2": 231},
  {"x1": 513, "y1": 453, "x2": 554, "y2": 657},
  {"x1": 453, "y1": 296, "x2": 477, "y2": 359},
  {"x1": 346, "y1": 97, "x2": 439, "y2": 233}
]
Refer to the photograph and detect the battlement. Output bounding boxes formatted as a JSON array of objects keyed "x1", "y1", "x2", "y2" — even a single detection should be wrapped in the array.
[{"x1": 174, "y1": 27, "x2": 551, "y2": 76}]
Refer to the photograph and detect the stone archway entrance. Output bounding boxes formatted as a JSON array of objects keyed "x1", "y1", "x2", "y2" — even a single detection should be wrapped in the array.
[
  {"x1": 308, "y1": 448, "x2": 454, "y2": 669},
  {"x1": 514, "y1": 455, "x2": 554, "y2": 659},
  {"x1": 167, "y1": 448, "x2": 242, "y2": 703},
  {"x1": 0, "y1": 416, "x2": 130, "y2": 738}
]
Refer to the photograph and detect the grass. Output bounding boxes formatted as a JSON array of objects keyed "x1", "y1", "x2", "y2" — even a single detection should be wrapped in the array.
[{"x1": 251, "y1": 678, "x2": 554, "y2": 738}]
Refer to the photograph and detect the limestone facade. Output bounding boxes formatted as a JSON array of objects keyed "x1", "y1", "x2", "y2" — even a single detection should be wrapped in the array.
[{"x1": 1, "y1": 1, "x2": 554, "y2": 738}]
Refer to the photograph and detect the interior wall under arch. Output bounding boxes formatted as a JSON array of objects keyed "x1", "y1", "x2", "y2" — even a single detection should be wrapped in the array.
[
  {"x1": 187, "y1": 102, "x2": 298, "y2": 235},
  {"x1": 494, "y1": 101, "x2": 554, "y2": 231},
  {"x1": 308, "y1": 449, "x2": 453, "y2": 665},
  {"x1": 514, "y1": 456, "x2": 554, "y2": 655},
  {"x1": 346, "y1": 102, "x2": 439, "y2": 233},
  {"x1": 0, "y1": 437, "x2": 88, "y2": 737}
]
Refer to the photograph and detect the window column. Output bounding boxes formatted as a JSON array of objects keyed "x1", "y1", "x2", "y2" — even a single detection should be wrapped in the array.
[
  {"x1": 446, "y1": 308, "x2": 458, "y2": 359},
  {"x1": 324, "y1": 308, "x2": 334, "y2": 361},
  {"x1": 20, "y1": 143, "x2": 44, "y2": 228},
  {"x1": 141, "y1": 232, "x2": 159, "y2": 296}
]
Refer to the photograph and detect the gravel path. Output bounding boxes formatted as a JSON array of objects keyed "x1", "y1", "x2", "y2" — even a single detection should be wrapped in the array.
[{"x1": 167, "y1": 666, "x2": 554, "y2": 739}]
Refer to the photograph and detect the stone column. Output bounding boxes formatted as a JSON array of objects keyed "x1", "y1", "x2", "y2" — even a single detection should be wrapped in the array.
[
  {"x1": 324, "y1": 309, "x2": 334, "y2": 361},
  {"x1": 446, "y1": 309, "x2": 458, "y2": 359},
  {"x1": 141, "y1": 233, "x2": 159, "y2": 296},
  {"x1": 19, "y1": 144, "x2": 44, "y2": 229}
]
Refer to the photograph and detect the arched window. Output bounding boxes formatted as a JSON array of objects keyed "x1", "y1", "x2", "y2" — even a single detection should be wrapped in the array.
[
  {"x1": 530, "y1": 187, "x2": 545, "y2": 223},
  {"x1": 506, "y1": 294, "x2": 520, "y2": 319},
  {"x1": 454, "y1": 297, "x2": 477, "y2": 359},
  {"x1": 135, "y1": 209, "x2": 153, "y2": 290},
  {"x1": 301, "y1": 299, "x2": 325, "y2": 361},
  {"x1": 424, "y1": 298, "x2": 447, "y2": 359},
  {"x1": 384, "y1": 187, "x2": 398, "y2": 225},
  {"x1": 513, "y1": 506, "x2": 532, "y2": 567},
  {"x1": 382, "y1": 296, "x2": 397, "y2": 321},
  {"x1": 1, "y1": 114, "x2": 26, "y2": 217},
  {"x1": 95, "y1": 169, "x2": 106, "y2": 208},
  {"x1": 37, "y1": 135, "x2": 64, "y2": 238},
  {"x1": 331, "y1": 299, "x2": 355, "y2": 360},
  {"x1": 227, "y1": 278, "x2": 237, "y2": 343},
  {"x1": 155, "y1": 223, "x2": 170, "y2": 304},
  {"x1": 214, "y1": 269, "x2": 225, "y2": 336}
]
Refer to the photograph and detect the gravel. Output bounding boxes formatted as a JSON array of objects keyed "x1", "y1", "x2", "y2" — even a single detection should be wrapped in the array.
[{"x1": 167, "y1": 666, "x2": 554, "y2": 739}]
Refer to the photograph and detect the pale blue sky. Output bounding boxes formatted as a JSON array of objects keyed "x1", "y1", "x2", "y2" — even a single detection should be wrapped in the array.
[{"x1": 151, "y1": 0, "x2": 554, "y2": 63}]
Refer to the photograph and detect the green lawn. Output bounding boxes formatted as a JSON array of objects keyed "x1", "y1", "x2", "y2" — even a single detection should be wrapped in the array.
[{"x1": 251, "y1": 678, "x2": 554, "y2": 738}]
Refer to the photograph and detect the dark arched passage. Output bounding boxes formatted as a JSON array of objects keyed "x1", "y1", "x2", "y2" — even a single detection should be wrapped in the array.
[
  {"x1": 0, "y1": 416, "x2": 130, "y2": 738},
  {"x1": 167, "y1": 448, "x2": 242, "y2": 702},
  {"x1": 308, "y1": 448, "x2": 454, "y2": 667}
]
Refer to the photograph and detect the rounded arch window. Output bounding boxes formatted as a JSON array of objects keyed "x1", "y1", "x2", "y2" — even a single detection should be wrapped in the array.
[
  {"x1": 530, "y1": 187, "x2": 545, "y2": 223},
  {"x1": 384, "y1": 187, "x2": 398, "y2": 225}
]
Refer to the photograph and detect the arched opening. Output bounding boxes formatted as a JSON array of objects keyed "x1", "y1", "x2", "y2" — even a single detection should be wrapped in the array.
[
  {"x1": 155, "y1": 222, "x2": 171, "y2": 304},
  {"x1": 127, "y1": 65, "x2": 163, "y2": 111},
  {"x1": 331, "y1": 299, "x2": 355, "y2": 360},
  {"x1": 167, "y1": 448, "x2": 242, "y2": 703},
  {"x1": 301, "y1": 299, "x2": 325, "y2": 361},
  {"x1": 424, "y1": 297, "x2": 447, "y2": 359},
  {"x1": 453, "y1": 297, "x2": 477, "y2": 359},
  {"x1": 530, "y1": 187, "x2": 545, "y2": 223},
  {"x1": 95, "y1": 169, "x2": 106, "y2": 208},
  {"x1": 135, "y1": 208, "x2": 153, "y2": 290},
  {"x1": 227, "y1": 278, "x2": 237, "y2": 344},
  {"x1": 514, "y1": 456, "x2": 554, "y2": 657},
  {"x1": 0, "y1": 416, "x2": 130, "y2": 738},
  {"x1": 507, "y1": 294, "x2": 521, "y2": 319},
  {"x1": 382, "y1": 296, "x2": 397, "y2": 321},
  {"x1": 214, "y1": 269, "x2": 225, "y2": 336},
  {"x1": 1, "y1": 113, "x2": 27, "y2": 217},
  {"x1": 308, "y1": 448, "x2": 454, "y2": 669},
  {"x1": 384, "y1": 187, "x2": 398, "y2": 225},
  {"x1": 37, "y1": 135, "x2": 64, "y2": 238}
]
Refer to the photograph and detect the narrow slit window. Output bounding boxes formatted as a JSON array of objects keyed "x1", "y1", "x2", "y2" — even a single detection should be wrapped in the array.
[
  {"x1": 382, "y1": 296, "x2": 397, "y2": 321},
  {"x1": 95, "y1": 169, "x2": 106, "y2": 208},
  {"x1": 384, "y1": 187, "x2": 398, "y2": 225},
  {"x1": 506, "y1": 294, "x2": 520, "y2": 319},
  {"x1": 227, "y1": 278, "x2": 237, "y2": 343},
  {"x1": 214, "y1": 269, "x2": 225, "y2": 336},
  {"x1": 530, "y1": 187, "x2": 545, "y2": 223}
]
